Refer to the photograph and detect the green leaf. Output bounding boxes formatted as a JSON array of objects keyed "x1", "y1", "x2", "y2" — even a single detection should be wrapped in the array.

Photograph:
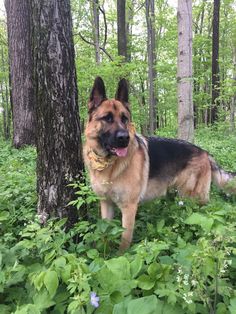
[
  {"x1": 0, "y1": 211, "x2": 9, "y2": 221},
  {"x1": 110, "y1": 291, "x2": 123, "y2": 304},
  {"x1": 105, "y1": 257, "x2": 131, "y2": 280},
  {"x1": 54, "y1": 256, "x2": 66, "y2": 269},
  {"x1": 33, "y1": 271, "x2": 46, "y2": 291},
  {"x1": 127, "y1": 296, "x2": 161, "y2": 314},
  {"x1": 159, "y1": 256, "x2": 174, "y2": 265},
  {"x1": 137, "y1": 274, "x2": 155, "y2": 290},
  {"x1": 87, "y1": 249, "x2": 99, "y2": 259},
  {"x1": 61, "y1": 265, "x2": 71, "y2": 284},
  {"x1": 162, "y1": 303, "x2": 183, "y2": 314},
  {"x1": 112, "y1": 297, "x2": 132, "y2": 314},
  {"x1": 147, "y1": 262, "x2": 159, "y2": 277},
  {"x1": 185, "y1": 213, "x2": 214, "y2": 232},
  {"x1": 33, "y1": 290, "x2": 55, "y2": 310},
  {"x1": 54, "y1": 218, "x2": 67, "y2": 228},
  {"x1": 14, "y1": 305, "x2": 41, "y2": 314},
  {"x1": 229, "y1": 298, "x2": 236, "y2": 314},
  {"x1": 130, "y1": 255, "x2": 143, "y2": 278},
  {"x1": 44, "y1": 270, "x2": 59, "y2": 298},
  {"x1": 44, "y1": 250, "x2": 56, "y2": 263}
]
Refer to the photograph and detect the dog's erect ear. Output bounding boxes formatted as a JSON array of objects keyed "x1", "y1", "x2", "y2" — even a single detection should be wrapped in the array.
[
  {"x1": 89, "y1": 77, "x2": 107, "y2": 111},
  {"x1": 115, "y1": 78, "x2": 129, "y2": 104}
]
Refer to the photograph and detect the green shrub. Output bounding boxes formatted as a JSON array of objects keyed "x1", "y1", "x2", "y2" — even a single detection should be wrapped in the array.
[{"x1": 0, "y1": 127, "x2": 235, "y2": 313}]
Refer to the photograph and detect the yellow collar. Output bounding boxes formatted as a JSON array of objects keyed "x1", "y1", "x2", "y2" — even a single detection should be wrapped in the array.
[{"x1": 87, "y1": 149, "x2": 116, "y2": 171}]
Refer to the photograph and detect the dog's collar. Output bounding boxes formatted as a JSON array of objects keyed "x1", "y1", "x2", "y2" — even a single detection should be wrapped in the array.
[{"x1": 87, "y1": 148, "x2": 116, "y2": 171}]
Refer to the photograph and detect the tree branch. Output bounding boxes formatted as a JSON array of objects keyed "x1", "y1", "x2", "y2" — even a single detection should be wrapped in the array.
[
  {"x1": 99, "y1": 5, "x2": 107, "y2": 50},
  {"x1": 77, "y1": 32, "x2": 113, "y2": 61}
]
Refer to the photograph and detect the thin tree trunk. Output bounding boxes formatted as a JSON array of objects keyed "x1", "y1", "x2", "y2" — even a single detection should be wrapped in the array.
[
  {"x1": 139, "y1": 75, "x2": 148, "y2": 135},
  {"x1": 5, "y1": 83, "x2": 11, "y2": 139},
  {"x1": 0, "y1": 47, "x2": 10, "y2": 140},
  {"x1": 211, "y1": 0, "x2": 220, "y2": 123},
  {"x1": 126, "y1": 0, "x2": 135, "y2": 62},
  {"x1": 231, "y1": 45, "x2": 236, "y2": 131},
  {"x1": 145, "y1": 0, "x2": 158, "y2": 134},
  {"x1": 117, "y1": 0, "x2": 127, "y2": 60},
  {"x1": 0, "y1": 82, "x2": 6, "y2": 139},
  {"x1": 91, "y1": 0, "x2": 100, "y2": 64},
  {"x1": 5, "y1": 0, "x2": 36, "y2": 148},
  {"x1": 32, "y1": 0, "x2": 84, "y2": 227},
  {"x1": 177, "y1": 0, "x2": 194, "y2": 142},
  {"x1": 193, "y1": 2, "x2": 205, "y2": 127}
]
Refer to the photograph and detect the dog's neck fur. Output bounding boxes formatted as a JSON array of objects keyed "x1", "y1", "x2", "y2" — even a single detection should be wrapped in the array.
[{"x1": 86, "y1": 148, "x2": 117, "y2": 171}]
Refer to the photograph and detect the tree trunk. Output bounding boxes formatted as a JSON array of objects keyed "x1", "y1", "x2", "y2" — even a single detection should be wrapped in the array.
[
  {"x1": 211, "y1": 0, "x2": 220, "y2": 123},
  {"x1": 5, "y1": 83, "x2": 11, "y2": 140},
  {"x1": 126, "y1": 0, "x2": 135, "y2": 62},
  {"x1": 5, "y1": 0, "x2": 36, "y2": 148},
  {"x1": 193, "y1": 2, "x2": 205, "y2": 127},
  {"x1": 91, "y1": 0, "x2": 100, "y2": 64},
  {"x1": 231, "y1": 45, "x2": 236, "y2": 131},
  {"x1": 145, "y1": 0, "x2": 158, "y2": 134},
  {"x1": 32, "y1": 0, "x2": 84, "y2": 227},
  {"x1": 0, "y1": 47, "x2": 11, "y2": 140},
  {"x1": 177, "y1": 0, "x2": 194, "y2": 142},
  {"x1": 117, "y1": 0, "x2": 127, "y2": 61}
]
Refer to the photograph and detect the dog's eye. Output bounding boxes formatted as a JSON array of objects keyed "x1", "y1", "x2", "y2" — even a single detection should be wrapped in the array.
[
  {"x1": 102, "y1": 113, "x2": 113, "y2": 123},
  {"x1": 121, "y1": 114, "x2": 128, "y2": 124}
]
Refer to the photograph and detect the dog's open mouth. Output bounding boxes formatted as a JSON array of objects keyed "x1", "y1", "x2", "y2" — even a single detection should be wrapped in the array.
[{"x1": 111, "y1": 147, "x2": 128, "y2": 157}]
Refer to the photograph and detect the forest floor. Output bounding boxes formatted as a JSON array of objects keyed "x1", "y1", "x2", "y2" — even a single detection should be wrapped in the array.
[{"x1": 0, "y1": 126, "x2": 236, "y2": 314}]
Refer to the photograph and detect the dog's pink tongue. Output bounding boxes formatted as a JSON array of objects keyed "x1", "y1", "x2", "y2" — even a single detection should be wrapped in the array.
[{"x1": 114, "y1": 147, "x2": 128, "y2": 157}]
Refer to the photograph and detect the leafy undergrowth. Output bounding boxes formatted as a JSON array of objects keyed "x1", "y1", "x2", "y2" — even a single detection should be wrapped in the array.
[{"x1": 0, "y1": 128, "x2": 236, "y2": 314}]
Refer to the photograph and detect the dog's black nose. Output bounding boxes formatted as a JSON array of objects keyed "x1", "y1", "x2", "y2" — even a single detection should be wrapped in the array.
[{"x1": 116, "y1": 130, "x2": 130, "y2": 146}]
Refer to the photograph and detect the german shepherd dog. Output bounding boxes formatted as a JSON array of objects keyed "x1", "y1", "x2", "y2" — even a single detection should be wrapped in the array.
[{"x1": 84, "y1": 77, "x2": 236, "y2": 251}]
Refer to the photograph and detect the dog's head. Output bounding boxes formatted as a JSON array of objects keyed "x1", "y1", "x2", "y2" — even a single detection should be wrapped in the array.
[{"x1": 85, "y1": 77, "x2": 134, "y2": 157}]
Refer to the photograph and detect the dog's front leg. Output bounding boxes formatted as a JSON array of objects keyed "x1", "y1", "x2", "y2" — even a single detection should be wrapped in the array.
[
  {"x1": 119, "y1": 203, "x2": 138, "y2": 251},
  {"x1": 100, "y1": 199, "x2": 114, "y2": 220}
]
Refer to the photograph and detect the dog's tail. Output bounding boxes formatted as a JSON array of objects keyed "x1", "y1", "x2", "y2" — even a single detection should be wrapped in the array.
[{"x1": 209, "y1": 156, "x2": 236, "y2": 193}]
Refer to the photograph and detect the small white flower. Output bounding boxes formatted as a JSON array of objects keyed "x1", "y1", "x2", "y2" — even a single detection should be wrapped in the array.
[
  {"x1": 191, "y1": 279, "x2": 197, "y2": 286},
  {"x1": 178, "y1": 267, "x2": 183, "y2": 274},
  {"x1": 183, "y1": 280, "x2": 189, "y2": 286},
  {"x1": 178, "y1": 201, "x2": 184, "y2": 206},
  {"x1": 177, "y1": 275, "x2": 181, "y2": 283},
  {"x1": 183, "y1": 292, "x2": 193, "y2": 304}
]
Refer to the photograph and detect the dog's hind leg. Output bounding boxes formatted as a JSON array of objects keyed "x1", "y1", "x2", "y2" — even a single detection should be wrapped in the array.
[
  {"x1": 100, "y1": 199, "x2": 114, "y2": 220},
  {"x1": 119, "y1": 203, "x2": 138, "y2": 251},
  {"x1": 176, "y1": 152, "x2": 212, "y2": 204}
]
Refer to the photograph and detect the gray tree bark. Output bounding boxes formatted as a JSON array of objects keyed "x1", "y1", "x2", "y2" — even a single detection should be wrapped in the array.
[
  {"x1": 211, "y1": 0, "x2": 220, "y2": 124},
  {"x1": 5, "y1": 0, "x2": 35, "y2": 148},
  {"x1": 32, "y1": 0, "x2": 84, "y2": 227},
  {"x1": 145, "y1": 0, "x2": 158, "y2": 134},
  {"x1": 231, "y1": 44, "x2": 236, "y2": 131},
  {"x1": 0, "y1": 47, "x2": 11, "y2": 140},
  {"x1": 117, "y1": 0, "x2": 127, "y2": 61},
  {"x1": 91, "y1": 0, "x2": 100, "y2": 64},
  {"x1": 177, "y1": 0, "x2": 194, "y2": 142}
]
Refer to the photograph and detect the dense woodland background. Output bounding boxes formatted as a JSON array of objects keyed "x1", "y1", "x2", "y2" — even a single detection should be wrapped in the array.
[
  {"x1": 0, "y1": 0, "x2": 236, "y2": 313},
  {"x1": 0, "y1": 0, "x2": 236, "y2": 142}
]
